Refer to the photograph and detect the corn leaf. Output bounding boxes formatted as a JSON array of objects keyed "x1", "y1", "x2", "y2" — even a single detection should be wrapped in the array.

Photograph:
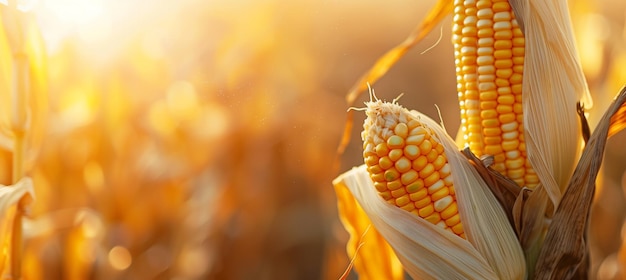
[
  {"x1": 534, "y1": 86, "x2": 626, "y2": 279},
  {"x1": 608, "y1": 94, "x2": 626, "y2": 138}
]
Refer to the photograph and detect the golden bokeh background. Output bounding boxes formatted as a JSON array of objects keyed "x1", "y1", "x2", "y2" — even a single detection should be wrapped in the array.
[{"x1": 0, "y1": 0, "x2": 624, "y2": 279}]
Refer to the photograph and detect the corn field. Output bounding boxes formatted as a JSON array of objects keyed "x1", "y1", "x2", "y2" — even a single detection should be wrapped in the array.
[{"x1": 0, "y1": 0, "x2": 625, "y2": 279}]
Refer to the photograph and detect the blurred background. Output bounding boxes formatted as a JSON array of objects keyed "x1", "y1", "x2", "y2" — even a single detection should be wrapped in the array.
[{"x1": 0, "y1": 0, "x2": 624, "y2": 279}]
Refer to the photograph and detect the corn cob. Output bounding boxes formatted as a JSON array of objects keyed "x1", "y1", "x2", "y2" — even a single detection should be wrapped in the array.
[
  {"x1": 361, "y1": 97, "x2": 465, "y2": 238},
  {"x1": 452, "y1": 0, "x2": 538, "y2": 188}
]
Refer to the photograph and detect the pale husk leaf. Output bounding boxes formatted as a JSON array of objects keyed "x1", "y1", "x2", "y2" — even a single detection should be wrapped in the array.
[
  {"x1": 333, "y1": 166, "x2": 498, "y2": 280},
  {"x1": 510, "y1": 0, "x2": 592, "y2": 209},
  {"x1": 0, "y1": 177, "x2": 34, "y2": 272},
  {"x1": 411, "y1": 110, "x2": 527, "y2": 280}
]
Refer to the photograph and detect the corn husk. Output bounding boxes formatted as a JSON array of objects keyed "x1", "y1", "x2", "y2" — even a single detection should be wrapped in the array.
[
  {"x1": 504, "y1": 1, "x2": 595, "y2": 275},
  {"x1": 334, "y1": 166, "x2": 498, "y2": 279},
  {"x1": 509, "y1": 0, "x2": 592, "y2": 210}
]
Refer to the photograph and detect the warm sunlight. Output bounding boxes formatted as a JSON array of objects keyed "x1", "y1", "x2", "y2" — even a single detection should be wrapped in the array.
[{"x1": 0, "y1": 0, "x2": 624, "y2": 279}]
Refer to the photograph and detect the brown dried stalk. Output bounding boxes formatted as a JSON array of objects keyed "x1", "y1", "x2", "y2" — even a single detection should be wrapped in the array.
[{"x1": 533, "y1": 86, "x2": 626, "y2": 279}]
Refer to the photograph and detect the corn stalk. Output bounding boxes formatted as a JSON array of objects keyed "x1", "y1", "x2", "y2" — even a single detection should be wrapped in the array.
[{"x1": 5, "y1": 1, "x2": 29, "y2": 277}]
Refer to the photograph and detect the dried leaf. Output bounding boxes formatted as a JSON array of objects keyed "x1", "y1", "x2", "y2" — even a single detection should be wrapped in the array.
[
  {"x1": 577, "y1": 102, "x2": 591, "y2": 144},
  {"x1": 462, "y1": 148, "x2": 521, "y2": 230},
  {"x1": 334, "y1": 0, "x2": 452, "y2": 166},
  {"x1": 534, "y1": 86, "x2": 626, "y2": 279},
  {"x1": 344, "y1": 0, "x2": 452, "y2": 105}
]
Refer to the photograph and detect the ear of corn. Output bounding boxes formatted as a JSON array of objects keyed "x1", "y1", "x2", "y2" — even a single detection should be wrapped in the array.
[
  {"x1": 453, "y1": 0, "x2": 538, "y2": 189},
  {"x1": 361, "y1": 98, "x2": 465, "y2": 238},
  {"x1": 335, "y1": 95, "x2": 526, "y2": 279}
]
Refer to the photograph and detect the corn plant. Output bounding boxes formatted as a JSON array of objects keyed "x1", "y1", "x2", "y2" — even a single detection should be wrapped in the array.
[{"x1": 334, "y1": 0, "x2": 626, "y2": 278}]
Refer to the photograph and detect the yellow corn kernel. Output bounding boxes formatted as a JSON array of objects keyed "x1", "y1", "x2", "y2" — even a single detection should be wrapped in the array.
[
  {"x1": 412, "y1": 155, "x2": 428, "y2": 171},
  {"x1": 384, "y1": 168, "x2": 400, "y2": 182},
  {"x1": 387, "y1": 180, "x2": 403, "y2": 191},
  {"x1": 415, "y1": 196, "x2": 431, "y2": 209},
  {"x1": 425, "y1": 213, "x2": 442, "y2": 224},
  {"x1": 408, "y1": 187, "x2": 426, "y2": 202},
  {"x1": 432, "y1": 155, "x2": 446, "y2": 171},
  {"x1": 401, "y1": 170, "x2": 419, "y2": 185},
  {"x1": 391, "y1": 188, "x2": 407, "y2": 199},
  {"x1": 362, "y1": 99, "x2": 465, "y2": 237},
  {"x1": 395, "y1": 157, "x2": 412, "y2": 173},
  {"x1": 431, "y1": 187, "x2": 450, "y2": 202},
  {"x1": 444, "y1": 212, "x2": 461, "y2": 227},
  {"x1": 387, "y1": 135, "x2": 405, "y2": 148},
  {"x1": 403, "y1": 145, "x2": 420, "y2": 160},
  {"x1": 379, "y1": 156, "x2": 393, "y2": 170},
  {"x1": 407, "y1": 180, "x2": 425, "y2": 193},
  {"x1": 389, "y1": 149, "x2": 403, "y2": 162},
  {"x1": 418, "y1": 204, "x2": 435, "y2": 218},
  {"x1": 453, "y1": 0, "x2": 538, "y2": 188},
  {"x1": 401, "y1": 202, "x2": 416, "y2": 212}
]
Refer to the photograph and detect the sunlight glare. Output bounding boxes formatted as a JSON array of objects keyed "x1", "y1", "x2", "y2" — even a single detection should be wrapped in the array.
[
  {"x1": 0, "y1": 0, "x2": 37, "y2": 11},
  {"x1": 43, "y1": 0, "x2": 104, "y2": 26},
  {"x1": 38, "y1": 0, "x2": 113, "y2": 49}
]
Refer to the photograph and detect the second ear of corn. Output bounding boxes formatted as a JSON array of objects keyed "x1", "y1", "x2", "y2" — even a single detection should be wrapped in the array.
[
  {"x1": 358, "y1": 0, "x2": 538, "y2": 242},
  {"x1": 361, "y1": 98, "x2": 465, "y2": 238},
  {"x1": 453, "y1": 0, "x2": 538, "y2": 188}
]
